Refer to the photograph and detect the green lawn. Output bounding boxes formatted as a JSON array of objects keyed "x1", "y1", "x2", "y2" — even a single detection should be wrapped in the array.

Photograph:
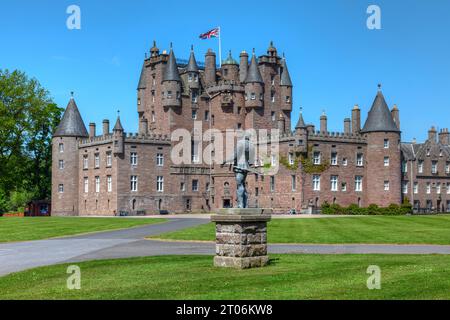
[
  {"x1": 150, "y1": 215, "x2": 450, "y2": 245},
  {"x1": 0, "y1": 217, "x2": 165, "y2": 243},
  {"x1": 1, "y1": 254, "x2": 450, "y2": 299}
]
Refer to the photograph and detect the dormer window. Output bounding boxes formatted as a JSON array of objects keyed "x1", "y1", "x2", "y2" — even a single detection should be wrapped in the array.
[
  {"x1": 191, "y1": 91, "x2": 198, "y2": 103},
  {"x1": 285, "y1": 96, "x2": 291, "y2": 103},
  {"x1": 194, "y1": 74, "x2": 198, "y2": 82},
  {"x1": 137, "y1": 98, "x2": 141, "y2": 106},
  {"x1": 251, "y1": 93, "x2": 256, "y2": 100},
  {"x1": 167, "y1": 91, "x2": 172, "y2": 99},
  {"x1": 427, "y1": 149, "x2": 431, "y2": 156},
  {"x1": 188, "y1": 74, "x2": 193, "y2": 82}
]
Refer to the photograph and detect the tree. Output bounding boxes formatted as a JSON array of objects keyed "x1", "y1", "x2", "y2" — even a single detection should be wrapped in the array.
[{"x1": 0, "y1": 69, "x2": 62, "y2": 213}]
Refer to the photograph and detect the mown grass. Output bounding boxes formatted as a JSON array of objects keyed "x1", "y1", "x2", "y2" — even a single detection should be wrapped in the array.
[
  {"x1": 1, "y1": 254, "x2": 450, "y2": 300},
  {"x1": 150, "y1": 215, "x2": 450, "y2": 245},
  {"x1": 0, "y1": 217, "x2": 165, "y2": 243}
]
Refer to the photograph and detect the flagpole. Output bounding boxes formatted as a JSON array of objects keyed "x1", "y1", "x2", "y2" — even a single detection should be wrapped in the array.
[{"x1": 218, "y1": 26, "x2": 222, "y2": 68}]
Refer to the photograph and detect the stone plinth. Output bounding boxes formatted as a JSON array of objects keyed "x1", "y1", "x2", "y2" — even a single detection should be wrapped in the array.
[{"x1": 211, "y1": 208, "x2": 272, "y2": 269}]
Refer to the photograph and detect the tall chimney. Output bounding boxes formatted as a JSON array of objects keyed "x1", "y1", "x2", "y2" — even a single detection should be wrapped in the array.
[
  {"x1": 439, "y1": 128, "x2": 449, "y2": 145},
  {"x1": 320, "y1": 111, "x2": 327, "y2": 133},
  {"x1": 428, "y1": 126, "x2": 437, "y2": 143},
  {"x1": 139, "y1": 118, "x2": 148, "y2": 135},
  {"x1": 239, "y1": 51, "x2": 249, "y2": 83},
  {"x1": 391, "y1": 104, "x2": 400, "y2": 130},
  {"x1": 89, "y1": 123, "x2": 96, "y2": 138},
  {"x1": 102, "y1": 119, "x2": 110, "y2": 136},
  {"x1": 344, "y1": 118, "x2": 351, "y2": 134},
  {"x1": 352, "y1": 105, "x2": 361, "y2": 134},
  {"x1": 205, "y1": 49, "x2": 216, "y2": 86}
]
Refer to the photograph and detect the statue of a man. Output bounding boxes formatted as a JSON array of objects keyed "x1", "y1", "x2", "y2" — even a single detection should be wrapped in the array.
[{"x1": 223, "y1": 135, "x2": 256, "y2": 209}]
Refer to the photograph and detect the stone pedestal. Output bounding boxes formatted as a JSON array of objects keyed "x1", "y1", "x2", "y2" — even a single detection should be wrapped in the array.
[{"x1": 211, "y1": 208, "x2": 272, "y2": 269}]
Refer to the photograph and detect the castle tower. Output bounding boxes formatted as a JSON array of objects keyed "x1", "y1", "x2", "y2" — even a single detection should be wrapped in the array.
[
  {"x1": 162, "y1": 45, "x2": 182, "y2": 108},
  {"x1": 221, "y1": 51, "x2": 239, "y2": 82},
  {"x1": 361, "y1": 85, "x2": 402, "y2": 207},
  {"x1": 244, "y1": 49, "x2": 264, "y2": 108},
  {"x1": 239, "y1": 51, "x2": 249, "y2": 83},
  {"x1": 186, "y1": 45, "x2": 200, "y2": 90},
  {"x1": 113, "y1": 115, "x2": 125, "y2": 156},
  {"x1": 52, "y1": 94, "x2": 88, "y2": 216},
  {"x1": 150, "y1": 40, "x2": 160, "y2": 58},
  {"x1": 205, "y1": 49, "x2": 217, "y2": 86},
  {"x1": 280, "y1": 55, "x2": 293, "y2": 111}
]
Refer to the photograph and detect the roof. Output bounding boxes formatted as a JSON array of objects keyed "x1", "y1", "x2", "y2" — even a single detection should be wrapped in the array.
[
  {"x1": 244, "y1": 52, "x2": 263, "y2": 83},
  {"x1": 137, "y1": 62, "x2": 146, "y2": 90},
  {"x1": 113, "y1": 116, "x2": 124, "y2": 131},
  {"x1": 280, "y1": 57, "x2": 292, "y2": 86},
  {"x1": 162, "y1": 49, "x2": 181, "y2": 82},
  {"x1": 361, "y1": 90, "x2": 400, "y2": 133},
  {"x1": 295, "y1": 110, "x2": 307, "y2": 129},
  {"x1": 54, "y1": 98, "x2": 88, "y2": 137},
  {"x1": 222, "y1": 51, "x2": 238, "y2": 65},
  {"x1": 186, "y1": 47, "x2": 199, "y2": 72}
]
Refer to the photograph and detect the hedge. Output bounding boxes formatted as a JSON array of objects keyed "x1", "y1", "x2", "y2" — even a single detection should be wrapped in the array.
[{"x1": 321, "y1": 202, "x2": 413, "y2": 216}]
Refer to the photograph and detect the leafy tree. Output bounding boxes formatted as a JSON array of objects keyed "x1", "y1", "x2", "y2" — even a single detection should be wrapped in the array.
[{"x1": 0, "y1": 69, "x2": 62, "y2": 213}]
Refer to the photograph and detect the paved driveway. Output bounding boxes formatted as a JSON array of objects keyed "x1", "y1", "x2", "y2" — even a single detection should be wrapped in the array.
[{"x1": 2, "y1": 217, "x2": 450, "y2": 277}]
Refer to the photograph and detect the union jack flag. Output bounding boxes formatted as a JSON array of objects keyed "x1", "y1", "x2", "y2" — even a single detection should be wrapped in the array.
[{"x1": 199, "y1": 27, "x2": 220, "y2": 40}]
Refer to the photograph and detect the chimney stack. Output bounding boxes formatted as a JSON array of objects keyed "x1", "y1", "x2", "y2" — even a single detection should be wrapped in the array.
[
  {"x1": 320, "y1": 111, "x2": 327, "y2": 133},
  {"x1": 439, "y1": 128, "x2": 449, "y2": 145},
  {"x1": 352, "y1": 105, "x2": 361, "y2": 134},
  {"x1": 428, "y1": 126, "x2": 437, "y2": 143},
  {"x1": 391, "y1": 104, "x2": 400, "y2": 130},
  {"x1": 89, "y1": 123, "x2": 96, "y2": 138},
  {"x1": 102, "y1": 119, "x2": 110, "y2": 136},
  {"x1": 344, "y1": 118, "x2": 351, "y2": 134}
]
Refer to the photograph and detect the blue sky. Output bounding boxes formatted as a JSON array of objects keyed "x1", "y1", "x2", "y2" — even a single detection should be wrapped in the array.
[{"x1": 1, "y1": 0, "x2": 449, "y2": 142}]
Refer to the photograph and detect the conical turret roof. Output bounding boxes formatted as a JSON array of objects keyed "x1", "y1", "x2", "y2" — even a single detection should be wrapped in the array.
[
  {"x1": 361, "y1": 87, "x2": 400, "y2": 133},
  {"x1": 186, "y1": 46, "x2": 199, "y2": 72},
  {"x1": 137, "y1": 61, "x2": 146, "y2": 90},
  {"x1": 280, "y1": 56, "x2": 292, "y2": 87},
  {"x1": 244, "y1": 50, "x2": 263, "y2": 84},
  {"x1": 163, "y1": 48, "x2": 181, "y2": 82},
  {"x1": 54, "y1": 96, "x2": 88, "y2": 137},
  {"x1": 113, "y1": 116, "x2": 124, "y2": 131},
  {"x1": 295, "y1": 109, "x2": 307, "y2": 129}
]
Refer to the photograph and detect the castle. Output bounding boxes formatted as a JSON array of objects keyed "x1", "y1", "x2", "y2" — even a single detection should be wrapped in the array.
[{"x1": 51, "y1": 41, "x2": 450, "y2": 216}]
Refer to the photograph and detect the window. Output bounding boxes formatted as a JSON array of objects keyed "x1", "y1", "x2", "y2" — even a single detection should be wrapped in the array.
[
  {"x1": 418, "y1": 161, "x2": 424, "y2": 173},
  {"x1": 59, "y1": 160, "x2": 64, "y2": 170},
  {"x1": 59, "y1": 143, "x2": 64, "y2": 153},
  {"x1": 270, "y1": 176, "x2": 275, "y2": 192},
  {"x1": 447, "y1": 183, "x2": 450, "y2": 194},
  {"x1": 137, "y1": 98, "x2": 141, "y2": 106},
  {"x1": 331, "y1": 153, "x2": 338, "y2": 166},
  {"x1": 131, "y1": 176, "x2": 138, "y2": 192},
  {"x1": 289, "y1": 153, "x2": 295, "y2": 165},
  {"x1": 251, "y1": 93, "x2": 256, "y2": 100},
  {"x1": 191, "y1": 141, "x2": 199, "y2": 163},
  {"x1": 167, "y1": 91, "x2": 172, "y2": 99},
  {"x1": 342, "y1": 182, "x2": 347, "y2": 192},
  {"x1": 271, "y1": 92, "x2": 275, "y2": 103},
  {"x1": 151, "y1": 90, "x2": 155, "y2": 103},
  {"x1": 106, "y1": 152, "x2": 112, "y2": 167},
  {"x1": 205, "y1": 110, "x2": 210, "y2": 121},
  {"x1": 58, "y1": 184, "x2": 64, "y2": 193},
  {"x1": 432, "y1": 161, "x2": 438, "y2": 174},
  {"x1": 384, "y1": 157, "x2": 390, "y2": 167},
  {"x1": 192, "y1": 180, "x2": 199, "y2": 192},
  {"x1": 157, "y1": 154, "x2": 164, "y2": 166},
  {"x1": 384, "y1": 139, "x2": 390, "y2": 149},
  {"x1": 271, "y1": 112, "x2": 276, "y2": 121},
  {"x1": 83, "y1": 155, "x2": 89, "y2": 169},
  {"x1": 191, "y1": 110, "x2": 197, "y2": 120},
  {"x1": 427, "y1": 149, "x2": 431, "y2": 156},
  {"x1": 157, "y1": 176, "x2": 164, "y2": 192},
  {"x1": 223, "y1": 68, "x2": 228, "y2": 77},
  {"x1": 355, "y1": 176, "x2": 363, "y2": 192},
  {"x1": 107, "y1": 176, "x2": 112, "y2": 192},
  {"x1": 194, "y1": 74, "x2": 198, "y2": 82},
  {"x1": 384, "y1": 181, "x2": 390, "y2": 191},
  {"x1": 437, "y1": 183, "x2": 441, "y2": 194},
  {"x1": 331, "y1": 176, "x2": 338, "y2": 192},
  {"x1": 191, "y1": 91, "x2": 198, "y2": 103},
  {"x1": 131, "y1": 152, "x2": 138, "y2": 166},
  {"x1": 426, "y1": 182, "x2": 431, "y2": 194},
  {"x1": 313, "y1": 152, "x2": 321, "y2": 165},
  {"x1": 285, "y1": 96, "x2": 291, "y2": 103},
  {"x1": 402, "y1": 161, "x2": 407, "y2": 172},
  {"x1": 342, "y1": 158, "x2": 348, "y2": 166},
  {"x1": 188, "y1": 74, "x2": 193, "y2": 82},
  {"x1": 84, "y1": 178, "x2": 89, "y2": 193},
  {"x1": 180, "y1": 182, "x2": 186, "y2": 192},
  {"x1": 271, "y1": 154, "x2": 277, "y2": 167},
  {"x1": 356, "y1": 153, "x2": 364, "y2": 167},
  {"x1": 414, "y1": 182, "x2": 418, "y2": 194},
  {"x1": 95, "y1": 154, "x2": 100, "y2": 169},
  {"x1": 95, "y1": 176, "x2": 100, "y2": 193},
  {"x1": 291, "y1": 175, "x2": 296, "y2": 191},
  {"x1": 151, "y1": 111, "x2": 156, "y2": 123},
  {"x1": 446, "y1": 163, "x2": 450, "y2": 174},
  {"x1": 260, "y1": 93, "x2": 264, "y2": 101},
  {"x1": 271, "y1": 75, "x2": 275, "y2": 85},
  {"x1": 313, "y1": 175, "x2": 321, "y2": 191},
  {"x1": 402, "y1": 181, "x2": 408, "y2": 194}
]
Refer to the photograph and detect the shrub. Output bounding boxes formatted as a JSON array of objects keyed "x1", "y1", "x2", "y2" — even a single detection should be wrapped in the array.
[{"x1": 320, "y1": 202, "x2": 410, "y2": 216}]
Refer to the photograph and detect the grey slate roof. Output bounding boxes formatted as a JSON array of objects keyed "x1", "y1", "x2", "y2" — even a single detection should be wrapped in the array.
[
  {"x1": 295, "y1": 111, "x2": 306, "y2": 129},
  {"x1": 137, "y1": 62, "x2": 146, "y2": 90},
  {"x1": 361, "y1": 91, "x2": 400, "y2": 133},
  {"x1": 280, "y1": 57, "x2": 292, "y2": 86},
  {"x1": 244, "y1": 52, "x2": 263, "y2": 84},
  {"x1": 186, "y1": 47, "x2": 199, "y2": 72},
  {"x1": 54, "y1": 98, "x2": 88, "y2": 137},
  {"x1": 113, "y1": 116, "x2": 124, "y2": 131},
  {"x1": 163, "y1": 49, "x2": 181, "y2": 82}
]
